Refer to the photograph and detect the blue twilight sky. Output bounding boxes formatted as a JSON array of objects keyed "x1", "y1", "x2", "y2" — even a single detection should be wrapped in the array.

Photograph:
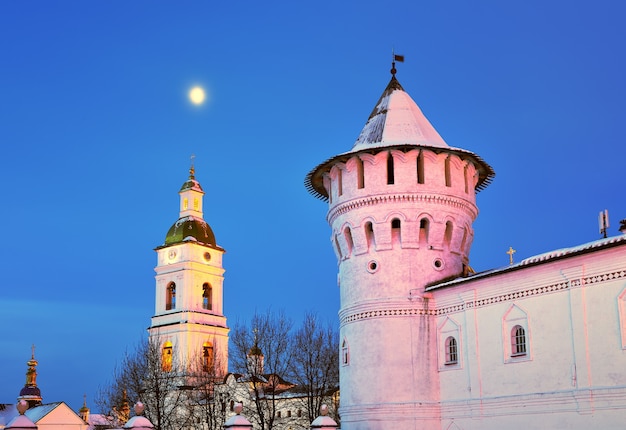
[{"x1": 1, "y1": 0, "x2": 625, "y2": 413}]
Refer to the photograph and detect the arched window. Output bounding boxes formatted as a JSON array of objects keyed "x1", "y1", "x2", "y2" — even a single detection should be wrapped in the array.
[
  {"x1": 202, "y1": 342, "x2": 214, "y2": 372},
  {"x1": 444, "y1": 221, "x2": 453, "y2": 249},
  {"x1": 166, "y1": 282, "x2": 176, "y2": 310},
  {"x1": 230, "y1": 400, "x2": 234, "y2": 412},
  {"x1": 365, "y1": 221, "x2": 375, "y2": 250},
  {"x1": 341, "y1": 339, "x2": 349, "y2": 365},
  {"x1": 391, "y1": 218, "x2": 401, "y2": 245},
  {"x1": 162, "y1": 342, "x2": 173, "y2": 372},
  {"x1": 202, "y1": 283, "x2": 212, "y2": 310},
  {"x1": 344, "y1": 227, "x2": 354, "y2": 257},
  {"x1": 387, "y1": 152, "x2": 395, "y2": 185},
  {"x1": 511, "y1": 325, "x2": 527, "y2": 356},
  {"x1": 419, "y1": 218, "x2": 429, "y2": 246},
  {"x1": 445, "y1": 336, "x2": 458, "y2": 364}
]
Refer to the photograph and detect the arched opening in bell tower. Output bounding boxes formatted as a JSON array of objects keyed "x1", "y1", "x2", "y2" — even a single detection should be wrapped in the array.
[{"x1": 166, "y1": 282, "x2": 176, "y2": 310}]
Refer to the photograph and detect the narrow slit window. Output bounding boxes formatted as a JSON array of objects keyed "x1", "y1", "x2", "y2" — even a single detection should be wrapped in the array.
[
  {"x1": 417, "y1": 151, "x2": 424, "y2": 184},
  {"x1": 464, "y1": 164, "x2": 469, "y2": 193},
  {"x1": 445, "y1": 156, "x2": 451, "y2": 187},
  {"x1": 387, "y1": 152, "x2": 395, "y2": 185},
  {"x1": 337, "y1": 169, "x2": 343, "y2": 196},
  {"x1": 356, "y1": 157, "x2": 365, "y2": 189}
]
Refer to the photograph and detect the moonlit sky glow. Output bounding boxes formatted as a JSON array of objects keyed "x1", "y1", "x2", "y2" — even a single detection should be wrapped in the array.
[{"x1": 1, "y1": 0, "x2": 625, "y2": 413}]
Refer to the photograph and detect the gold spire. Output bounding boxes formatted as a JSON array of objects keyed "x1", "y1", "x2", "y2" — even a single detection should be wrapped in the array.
[
  {"x1": 189, "y1": 154, "x2": 196, "y2": 178},
  {"x1": 25, "y1": 345, "x2": 38, "y2": 387}
]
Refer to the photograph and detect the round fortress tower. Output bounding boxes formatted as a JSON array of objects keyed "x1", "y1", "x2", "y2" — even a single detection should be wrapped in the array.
[{"x1": 305, "y1": 64, "x2": 494, "y2": 429}]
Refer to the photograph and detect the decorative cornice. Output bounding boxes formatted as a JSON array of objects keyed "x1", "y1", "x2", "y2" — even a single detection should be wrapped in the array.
[
  {"x1": 327, "y1": 193, "x2": 477, "y2": 225},
  {"x1": 340, "y1": 268, "x2": 626, "y2": 325}
]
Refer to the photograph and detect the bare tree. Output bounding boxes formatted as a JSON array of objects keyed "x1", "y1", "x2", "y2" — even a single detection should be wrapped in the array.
[
  {"x1": 95, "y1": 336, "x2": 193, "y2": 430},
  {"x1": 230, "y1": 309, "x2": 294, "y2": 430},
  {"x1": 288, "y1": 312, "x2": 339, "y2": 424}
]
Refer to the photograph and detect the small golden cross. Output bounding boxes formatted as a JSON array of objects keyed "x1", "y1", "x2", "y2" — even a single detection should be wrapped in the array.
[{"x1": 506, "y1": 246, "x2": 516, "y2": 265}]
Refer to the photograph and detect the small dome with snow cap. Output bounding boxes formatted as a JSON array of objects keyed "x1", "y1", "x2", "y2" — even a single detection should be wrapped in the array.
[{"x1": 164, "y1": 216, "x2": 216, "y2": 246}]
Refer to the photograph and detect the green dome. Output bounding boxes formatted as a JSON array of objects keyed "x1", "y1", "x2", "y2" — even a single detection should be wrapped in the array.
[{"x1": 164, "y1": 216, "x2": 216, "y2": 246}]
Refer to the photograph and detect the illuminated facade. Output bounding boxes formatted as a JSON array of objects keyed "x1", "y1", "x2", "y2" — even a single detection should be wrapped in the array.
[
  {"x1": 149, "y1": 167, "x2": 229, "y2": 376},
  {"x1": 306, "y1": 65, "x2": 626, "y2": 429}
]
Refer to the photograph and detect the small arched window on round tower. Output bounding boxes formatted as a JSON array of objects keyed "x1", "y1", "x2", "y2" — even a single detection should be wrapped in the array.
[
  {"x1": 419, "y1": 218, "x2": 430, "y2": 246},
  {"x1": 365, "y1": 221, "x2": 376, "y2": 250},
  {"x1": 444, "y1": 156, "x2": 452, "y2": 187},
  {"x1": 166, "y1": 282, "x2": 176, "y2": 310},
  {"x1": 391, "y1": 218, "x2": 401, "y2": 245},
  {"x1": 443, "y1": 221, "x2": 454, "y2": 250},
  {"x1": 343, "y1": 227, "x2": 354, "y2": 257},
  {"x1": 202, "y1": 283, "x2": 213, "y2": 310}
]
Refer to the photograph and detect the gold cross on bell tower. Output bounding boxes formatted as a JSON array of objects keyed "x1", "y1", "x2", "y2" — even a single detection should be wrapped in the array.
[{"x1": 506, "y1": 246, "x2": 516, "y2": 265}]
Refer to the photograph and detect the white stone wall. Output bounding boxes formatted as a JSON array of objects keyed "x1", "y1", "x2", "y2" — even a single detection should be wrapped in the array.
[{"x1": 434, "y1": 240, "x2": 626, "y2": 429}]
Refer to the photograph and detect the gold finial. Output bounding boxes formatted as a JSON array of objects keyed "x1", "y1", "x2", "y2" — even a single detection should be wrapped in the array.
[
  {"x1": 506, "y1": 246, "x2": 516, "y2": 265},
  {"x1": 189, "y1": 154, "x2": 196, "y2": 178},
  {"x1": 31, "y1": 344, "x2": 35, "y2": 359}
]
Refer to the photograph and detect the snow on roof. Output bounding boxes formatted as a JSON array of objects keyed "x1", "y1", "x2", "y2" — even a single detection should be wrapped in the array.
[
  {"x1": 351, "y1": 76, "x2": 449, "y2": 152},
  {"x1": 428, "y1": 235, "x2": 626, "y2": 290},
  {"x1": 24, "y1": 402, "x2": 63, "y2": 422}
]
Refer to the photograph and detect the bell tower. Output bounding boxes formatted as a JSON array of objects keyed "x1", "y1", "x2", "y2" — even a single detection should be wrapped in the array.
[
  {"x1": 149, "y1": 165, "x2": 229, "y2": 377},
  {"x1": 306, "y1": 63, "x2": 494, "y2": 429}
]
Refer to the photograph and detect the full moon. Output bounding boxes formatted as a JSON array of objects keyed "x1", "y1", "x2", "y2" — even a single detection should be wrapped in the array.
[{"x1": 189, "y1": 86, "x2": 206, "y2": 105}]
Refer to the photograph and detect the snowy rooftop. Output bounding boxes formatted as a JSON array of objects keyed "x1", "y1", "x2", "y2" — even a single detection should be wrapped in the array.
[
  {"x1": 428, "y1": 234, "x2": 626, "y2": 291},
  {"x1": 351, "y1": 76, "x2": 449, "y2": 152},
  {"x1": 305, "y1": 73, "x2": 494, "y2": 200}
]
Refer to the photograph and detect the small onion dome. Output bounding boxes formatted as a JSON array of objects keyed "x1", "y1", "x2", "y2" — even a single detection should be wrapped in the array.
[
  {"x1": 179, "y1": 176, "x2": 203, "y2": 193},
  {"x1": 18, "y1": 386, "x2": 41, "y2": 398},
  {"x1": 164, "y1": 216, "x2": 217, "y2": 247}
]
